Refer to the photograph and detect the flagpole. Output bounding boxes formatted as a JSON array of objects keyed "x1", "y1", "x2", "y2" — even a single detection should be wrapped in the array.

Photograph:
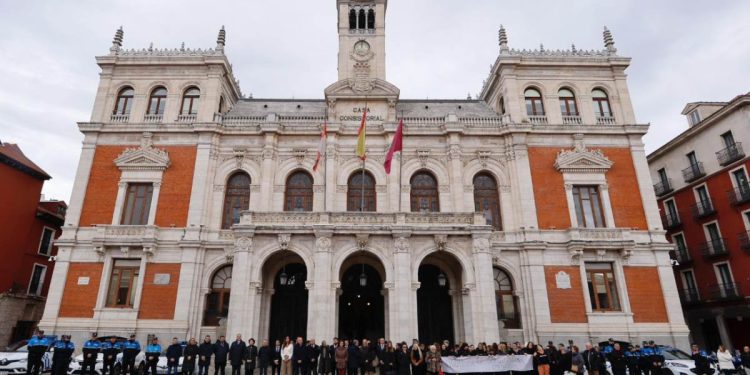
[
  {"x1": 398, "y1": 110, "x2": 404, "y2": 212},
  {"x1": 323, "y1": 108, "x2": 328, "y2": 212},
  {"x1": 360, "y1": 97, "x2": 367, "y2": 212}
]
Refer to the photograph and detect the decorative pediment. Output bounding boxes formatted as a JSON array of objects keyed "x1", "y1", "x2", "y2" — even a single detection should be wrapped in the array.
[
  {"x1": 324, "y1": 78, "x2": 400, "y2": 99},
  {"x1": 554, "y1": 136, "x2": 613, "y2": 174},
  {"x1": 114, "y1": 133, "x2": 170, "y2": 171}
]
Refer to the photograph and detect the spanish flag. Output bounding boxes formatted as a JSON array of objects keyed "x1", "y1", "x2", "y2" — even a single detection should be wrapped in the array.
[{"x1": 356, "y1": 108, "x2": 367, "y2": 160}]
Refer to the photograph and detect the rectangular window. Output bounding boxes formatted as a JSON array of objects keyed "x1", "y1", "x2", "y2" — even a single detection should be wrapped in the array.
[
  {"x1": 715, "y1": 263, "x2": 732, "y2": 285},
  {"x1": 657, "y1": 168, "x2": 668, "y2": 185},
  {"x1": 689, "y1": 110, "x2": 701, "y2": 126},
  {"x1": 686, "y1": 151, "x2": 699, "y2": 167},
  {"x1": 572, "y1": 186, "x2": 605, "y2": 228},
  {"x1": 106, "y1": 259, "x2": 141, "y2": 307},
  {"x1": 695, "y1": 185, "x2": 711, "y2": 205},
  {"x1": 38, "y1": 227, "x2": 55, "y2": 256},
  {"x1": 585, "y1": 262, "x2": 621, "y2": 311},
  {"x1": 705, "y1": 222, "x2": 721, "y2": 242},
  {"x1": 721, "y1": 131, "x2": 735, "y2": 148},
  {"x1": 674, "y1": 233, "x2": 688, "y2": 255},
  {"x1": 682, "y1": 270, "x2": 697, "y2": 291},
  {"x1": 27, "y1": 264, "x2": 47, "y2": 296},
  {"x1": 732, "y1": 168, "x2": 749, "y2": 189},
  {"x1": 121, "y1": 183, "x2": 154, "y2": 225}
]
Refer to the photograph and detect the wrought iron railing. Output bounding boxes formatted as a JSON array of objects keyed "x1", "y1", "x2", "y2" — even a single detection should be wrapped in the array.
[
  {"x1": 700, "y1": 238, "x2": 729, "y2": 258},
  {"x1": 727, "y1": 184, "x2": 750, "y2": 206},
  {"x1": 679, "y1": 288, "x2": 701, "y2": 304},
  {"x1": 682, "y1": 163, "x2": 706, "y2": 183},
  {"x1": 662, "y1": 212, "x2": 681, "y2": 229},
  {"x1": 654, "y1": 179, "x2": 674, "y2": 197},
  {"x1": 716, "y1": 142, "x2": 745, "y2": 166},
  {"x1": 707, "y1": 282, "x2": 743, "y2": 301},
  {"x1": 691, "y1": 199, "x2": 716, "y2": 219}
]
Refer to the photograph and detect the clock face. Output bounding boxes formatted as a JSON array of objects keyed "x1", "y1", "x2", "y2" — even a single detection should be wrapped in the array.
[{"x1": 354, "y1": 40, "x2": 370, "y2": 55}]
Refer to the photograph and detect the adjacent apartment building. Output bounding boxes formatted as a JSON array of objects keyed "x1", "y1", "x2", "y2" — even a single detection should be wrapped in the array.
[
  {"x1": 647, "y1": 93, "x2": 750, "y2": 350},
  {"x1": 0, "y1": 142, "x2": 66, "y2": 346}
]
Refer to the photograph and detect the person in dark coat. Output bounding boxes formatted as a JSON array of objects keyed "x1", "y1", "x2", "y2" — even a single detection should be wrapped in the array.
[
  {"x1": 361, "y1": 341, "x2": 377, "y2": 375},
  {"x1": 381, "y1": 342, "x2": 396, "y2": 375},
  {"x1": 272, "y1": 340, "x2": 283, "y2": 375},
  {"x1": 101, "y1": 336, "x2": 120, "y2": 375},
  {"x1": 51, "y1": 335, "x2": 75, "y2": 375},
  {"x1": 318, "y1": 340, "x2": 333, "y2": 375},
  {"x1": 230, "y1": 335, "x2": 249, "y2": 375},
  {"x1": 410, "y1": 342, "x2": 425, "y2": 375},
  {"x1": 259, "y1": 340, "x2": 272, "y2": 375},
  {"x1": 215, "y1": 336, "x2": 230, "y2": 375},
  {"x1": 246, "y1": 339, "x2": 259, "y2": 375},
  {"x1": 395, "y1": 343, "x2": 410, "y2": 375},
  {"x1": 199, "y1": 336, "x2": 214, "y2": 375},
  {"x1": 293, "y1": 337, "x2": 308, "y2": 375},
  {"x1": 184, "y1": 338, "x2": 200, "y2": 375},
  {"x1": 608, "y1": 343, "x2": 627, "y2": 375},
  {"x1": 690, "y1": 344, "x2": 712, "y2": 375},
  {"x1": 583, "y1": 344, "x2": 603, "y2": 375},
  {"x1": 307, "y1": 340, "x2": 321, "y2": 375},
  {"x1": 347, "y1": 340, "x2": 361, "y2": 375},
  {"x1": 625, "y1": 346, "x2": 641, "y2": 375},
  {"x1": 557, "y1": 345, "x2": 572, "y2": 374},
  {"x1": 166, "y1": 337, "x2": 183, "y2": 375}
]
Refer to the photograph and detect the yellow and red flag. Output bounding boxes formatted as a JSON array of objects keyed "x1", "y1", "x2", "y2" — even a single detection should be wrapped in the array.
[{"x1": 356, "y1": 109, "x2": 367, "y2": 160}]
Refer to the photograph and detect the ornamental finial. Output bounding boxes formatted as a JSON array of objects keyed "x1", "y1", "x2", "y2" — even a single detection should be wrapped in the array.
[
  {"x1": 603, "y1": 26, "x2": 616, "y2": 54},
  {"x1": 216, "y1": 25, "x2": 226, "y2": 52},
  {"x1": 498, "y1": 24, "x2": 509, "y2": 54},
  {"x1": 110, "y1": 26, "x2": 124, "y2": 55}
]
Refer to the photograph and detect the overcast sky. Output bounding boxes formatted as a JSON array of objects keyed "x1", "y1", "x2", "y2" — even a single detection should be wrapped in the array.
[{"x1": 1, "y1": 0, "x2": 748, "y2": 202}]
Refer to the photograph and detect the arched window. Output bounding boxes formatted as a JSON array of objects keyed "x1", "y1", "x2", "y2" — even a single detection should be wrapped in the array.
[
  {"x1": 358, "y1": 9, "x2": 366, "y2": 30},
  {"x1": 347, "y1": 170, "x2": 376, "y2": 212},
  {"x1": 113, "y1": 87, "x2": 134, "y2": 115},
  {"x1": 558, "y1": 88, "x2": 578, "y2": 116},
  {"x1": 473, "y1": 173, "x2": 502, "y2": 230},
  {"x1": 147, "y1": 87, "x2": 167, "y2": 115},
  {"x1": 410, "y1": 171, "x2": 439, "y2": 212},
  {"x1": 367, "y1": 9, "x2": 375, "y2": 29},
  {"x1": 494, "y1": 267, "x2": 519, "y2": 329},
  {"x1": 221, "y1": 172, "x2": 251, "y2": 229},
  {"x1": 284, "y1": 171, "x2": 314, "y2": 212},
  {"x1": 203, "y1": 265, "x2": 232, "y2": 326},
  {"x1": 592, "y1": 89, "x2": 613, "y2": 118},
  {"x1": 349, "y1": 9, "x2": 357, "y2": 29},
  {"x1": 498, "y1": 96, "x2": 506, "y2": 115},
  {"x1": 180, "y1": 87, "x2": 200, "y2": 115},
  {"x1": 524, "y1": 88, "x2": 544, "y2": 116}
]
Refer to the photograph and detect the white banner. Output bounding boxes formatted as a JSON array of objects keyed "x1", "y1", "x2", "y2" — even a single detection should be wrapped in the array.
[{"x1": 441, "y1": 355, "x2": 533, "y2": 374}]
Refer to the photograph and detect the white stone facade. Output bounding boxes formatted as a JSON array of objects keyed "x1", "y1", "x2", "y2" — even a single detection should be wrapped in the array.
[{"x1": 41, "y1": 3, "x2": 689, "y2": 350}]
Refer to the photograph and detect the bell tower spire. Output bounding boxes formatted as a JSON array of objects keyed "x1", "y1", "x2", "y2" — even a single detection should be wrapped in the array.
[{"x1": 336, "y1": 0, "x2": 388, "y2": 83}]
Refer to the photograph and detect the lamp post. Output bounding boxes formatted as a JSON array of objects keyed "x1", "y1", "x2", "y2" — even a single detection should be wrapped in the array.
[
  {"x1": 437, "y1": 271, "x2": 446, "y2": 287},
  {"x1": 359, "y1": 263, "x2": 367, "y2": 287}
]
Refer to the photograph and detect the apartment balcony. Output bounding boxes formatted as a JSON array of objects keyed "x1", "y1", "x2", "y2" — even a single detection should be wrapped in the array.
[
  {"x1": 144, "y1": 114, "x2": 163, "y2": 123},
  {"x1": 682, "y1": 163, "x2": 706, "y2": 183},
  {"x1": 662, "y1": 212, "x2": 681, "y2": 230},
  {"x1": 738, "y1": 231, "x2": 750, "y2": 254},
  {"x1": 654, "y1": 179, "x2": 674, "y2": 197},
  {"x1": 679, "y1": 288, "x2": 701, "y2": 305},
  {"x1": 672, "y1": 248, "x2": 692, "y2": 265},
  {"x1": 596, "y1": 116, "x2": 617, "y2": 125},
  {"x1": 110, "y1": 114, "x2": 129, "y2": 123},
  {"x1": 177, "y1": 114, "x2": 197, "y2": 123},
  {"x1": 691, "y1": 199, "x2": 716, "y2": 219},
  {"x1": 716, "y1": 142, "x2": 745, "y2": 166},
  {"x1": 727, "y1": 184, "x2": 750, "y2": 206},
  {"x1": 700, "y1": 238, "x2": 729, "y2": 258},
  {"x1": 707, "y1": 282, "x2": 743, "y2": 301},
  {"x1": 527, "y1": 115, "x2": 548, "y2": 125},
  {"x1": 562, "y1": 115, "x2": 582, "y2": 125}
]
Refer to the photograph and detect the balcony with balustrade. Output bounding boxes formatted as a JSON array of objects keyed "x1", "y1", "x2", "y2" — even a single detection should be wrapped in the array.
[
  {"x1": 682, "y1": 163, "x2": 706, "y2": 183},
  {"x1": 527, "y1": 115, "x2": 548, "y2": 125},
  {"x1": 144, "y1": 114, "x2": 163, "y2": 124},
  {"x1": 672, "y1": 247, "x2": 692, "y2": 266},
  {"x1": 716, "y1": 142, "x2": 745, "y2": 166},
  {"x1": 596, "y1": 116, "x2": 617, "y2": 125},
  {"x1": 177, "y1": 114, "x2": 197, "y2": 123},
  {"x1": 707, "y1": 282, "x2": 743, "y2": 301},
  {"x1": 654, "y1": 179, "x2": 674, "y2": 197},
  {"x1": 739, "y1": 231, "x2": 750, "y2": 254},
  {"x1": 700, "y1": 238, "x2": 729, "y2": 258},
  {"x1": 562, "y1": 115, "x2": 582, "y2": 125},
  {"x1": 110, "y1": 114, "x2": 129, "y2": 123},
  {"x1": 679, "y1": 288, "x2": 701, "y2": 305},
  {"x1": 662, "y1": 211, "x2": 681, "y2": 230},
  {"x1": 727, "y1": 184, "x2": 750, "y2": 206},
  {"x1": 691, "y1": 199, "x2": 716, "y2": 219}
]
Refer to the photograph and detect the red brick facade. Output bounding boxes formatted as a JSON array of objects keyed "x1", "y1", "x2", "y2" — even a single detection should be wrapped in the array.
[
  {"x1": 545, "y1": 266, "x2": 587, "y2": 323},
  {"x1": 623, "y1": 266, "x2": 668, "y2": 323},
  {"x1": 59, "y1": 263, "x2": 103, "y2": 318},
  {"x1": 138, "y1": 263, "x2": 181, "y2": 320}
]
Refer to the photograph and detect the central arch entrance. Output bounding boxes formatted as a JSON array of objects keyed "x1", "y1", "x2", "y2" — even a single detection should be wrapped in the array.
[
  {"x1": 417, "y1": 251, "x2": 463, "y2": 345},
  {"x1": 264, "y1": 251, "x2": 308, "y2": 342},
  {"x1": 337, "y1": 252, "x2": 385, "y2": 341}
]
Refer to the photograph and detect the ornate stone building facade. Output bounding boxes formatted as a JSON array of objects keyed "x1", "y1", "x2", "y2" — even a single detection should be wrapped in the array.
[{"x1": 41, "y1": 0, "x2": 689, "y2": 348}]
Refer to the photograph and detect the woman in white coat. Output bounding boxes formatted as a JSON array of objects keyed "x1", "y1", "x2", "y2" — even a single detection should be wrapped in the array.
[{"x1": 716, "y1": 345, "x2": 735, "y2": 375}]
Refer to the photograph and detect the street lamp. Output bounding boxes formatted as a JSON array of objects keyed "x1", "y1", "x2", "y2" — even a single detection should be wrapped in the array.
[
  {"x1": 359, "y1": 263, "x2": 367, "y2": 287},
  {"x1": 279, "y1": 267, "x2": 288, "y2": 286},
  {"x1": 437, "y1": 271, "x2": 446, "y2": 287}
]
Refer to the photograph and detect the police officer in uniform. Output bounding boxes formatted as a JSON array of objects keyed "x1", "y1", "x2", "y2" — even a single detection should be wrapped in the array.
[
  {"x1": 648, "y1": 342, "x2": 665, "y2": 375},
  {"x1": 27, "y1": 330, "x2": 51, "y2": 375},
  {"x1": 145, "y1": 337, "x2": 163, "y2": 375},
  {"x1": 82, "y1": 333, "x2": 102, "y2": 375},
  {"x1": 122, "y1": 334, "x2": 142, "y2": 375},
  {"x1": 51, "y1": 335, "x2": 75, "y2": 375},
  {"x1": 690, "y1": 344, "x2": 712, "y2": 375},
  {"x1": 640, "y1": 342, "x2": 654, "y2": 375},
  {"x1": 625, "y1": 345, "x2": 641, "y2": 375},
  {"x1": 101, "y1": 336, "x2": 121, "y2": 375}
]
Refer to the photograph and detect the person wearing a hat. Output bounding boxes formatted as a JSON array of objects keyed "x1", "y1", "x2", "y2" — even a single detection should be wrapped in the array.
[
  {"x1": 145, "y1": 337, "x2": 163, "y2": 375},
  {"x1": 27, "y1": 330, "x2": 51, "y2": 375},
  {"x1": 82, "y1": 332, "x2": 101, "y2": 375},
  {"x1": 52, "y1": 335, "x2": 75, "y2": 375},
  {"x1": 101, "y1": 336, "x2": 121, "y2": 375},
  {"x1": 122, "y1": 334, "x2": 142, "y2": 375}
]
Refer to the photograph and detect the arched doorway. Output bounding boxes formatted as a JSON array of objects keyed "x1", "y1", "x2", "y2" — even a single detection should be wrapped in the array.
[
  {"x1": 473, "y1": 173, "x2": 502, "y2": 230},
  {"x1": 203, "y1": 265, "x2": 232, "y2": 326},
  {"x1": 337, "y1": 252, "x2": 385, "y2": 341},
  {"x1": 265, "y1": 251, "x2": 308, "y2": 342},
  {"x1": 417, "y1": 252, "x2": 463, "y2": 345}
]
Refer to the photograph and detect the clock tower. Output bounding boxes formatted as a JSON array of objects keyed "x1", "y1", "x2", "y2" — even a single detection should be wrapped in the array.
[{"x1": 336, "y1": 0, "x2": 388, "y2": 83}]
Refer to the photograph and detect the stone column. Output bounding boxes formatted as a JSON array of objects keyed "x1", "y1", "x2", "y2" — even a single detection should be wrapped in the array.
[
  {"x1": 226, "y1": 236, "x2": 254, "y2": 337},
  {"x1": 175, "y1": 238, "x2": 203, "y2": 337},
  {"x1": 39, "y1": 246, "x2": 72, "y2": 330},
  {"x1": 187, "y1": 137, "x2": 215, "y2": 226},
  {"x1": 307, "y1": 230, "x2": 335, "y2": 340},
  {"x1": 389, "y1": 234, "x2": 417, "y2": 342},
  {"x1": 447, "y1": 140, "x2": 465, "y2": 212},
  {"x1": 260, "y1": 138, "x2": 277, "y2": 212},
  {"x1": 510, "y1": 140, "x2": 540, "y2": 229},
  {"x1": 629, "y1": 141, "x2": 663, "y2": 230},
  {"x1": 469, "y1": 234, "x2": 500, "y2": 343},
  {"x1": 715, "y1": 315, "x2": 732, "y2": 352}
]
